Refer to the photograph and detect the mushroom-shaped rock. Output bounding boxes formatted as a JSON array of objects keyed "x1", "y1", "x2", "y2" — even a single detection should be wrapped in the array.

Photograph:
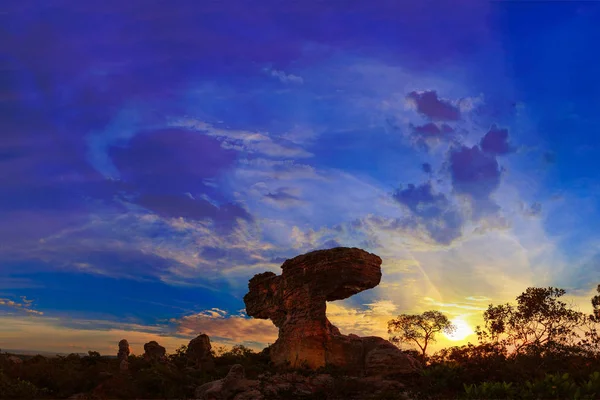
[
  {"x1": 186, "y1": 334, "x2": 215, "y2": 371},
  {"x1": 117, "y1": 339, "x2": 130, "y2": 362},
  {"x1": 245, "y1": 247, "x2": 405, "y2": 371},
  {"x1": 143, "y1": 341, "x2": 166, "y2": 363}
]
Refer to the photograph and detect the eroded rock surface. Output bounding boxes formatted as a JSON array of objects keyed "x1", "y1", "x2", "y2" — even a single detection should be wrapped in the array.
[
  {"x1": 186, "y1": 333, "x2": 215, "y2": 371},
  {"x1": 143, "y1": 340, "x2": 166, "y2": 363},
  {"x1": 196, "y1": 366, "x2": 411, "y2": 400},
  {"x1": 244, "y1": 247, "x2": 419, "y2": 375},
  {"x1": 195, "y1": 364, "x2": 260, "y2": 400},
  {"x1": 117, "y1": 339, "x2": 129, "y2": 362}
]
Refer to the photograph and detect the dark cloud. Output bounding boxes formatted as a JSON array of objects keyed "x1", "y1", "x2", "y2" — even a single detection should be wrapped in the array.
[
  {"x1": 110, "y1": 129, "x2": 236, "y2": 194},
  {"x1": 410, "y1": 122, "x2": 456, "y2": 150},
  {"x1": 392, "y1": 182, "x2": 463, "y2": 245},
  {"x1": 480, "y1": 124, "x2": 514, "y2": 155},
  {"x1": 264, "y1": 187, "x2": 303, "y2": 206},
  {"x1": 449, "y1": 145, "x2": 502, "y2": 217},
  {"x1": 422, "y1": 163, "x2": 432, "y2": 174},
  {"x1": 406, "y1": 91, "x2": 461, "y2": 121},
  {"x1": 413, "y1": 122, "x2": 454, "y2": 137},
  {"x1": 109, "y1": 129, "x2": 250, "y2": 227}
]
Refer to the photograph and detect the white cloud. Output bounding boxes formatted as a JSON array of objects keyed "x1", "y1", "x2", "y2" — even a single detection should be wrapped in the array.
[
  {"x1": 267, "y1": 69, "x2": 304, "y2": 85},
  {"x1": 0, "y1": 296, "x2": 43, "y2": 316},
  {"x1": 169, "y1": 119, "x2": 312, "y2": 159}
]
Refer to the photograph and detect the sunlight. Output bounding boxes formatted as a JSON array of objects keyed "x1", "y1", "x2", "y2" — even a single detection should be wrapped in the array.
[{"x1": 444, "y1": 317, "x2": 473, "y2": 341}]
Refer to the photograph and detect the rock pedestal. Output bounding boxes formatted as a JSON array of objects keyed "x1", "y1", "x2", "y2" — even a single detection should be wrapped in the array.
[
  {"x1": 186, "y1": 334, "x2": 215, "y2": 371},
  {"x1": 243, "y1": 247, "x2": 419, "y2": 375},
  {"x1": 117, "y1": 339, "x2": 130, "y2": 361}
]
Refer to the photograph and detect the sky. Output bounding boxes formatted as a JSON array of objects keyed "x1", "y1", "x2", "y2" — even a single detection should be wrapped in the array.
[{"x1": 2, "y1": 0, "x2": 600, "y2": 356}]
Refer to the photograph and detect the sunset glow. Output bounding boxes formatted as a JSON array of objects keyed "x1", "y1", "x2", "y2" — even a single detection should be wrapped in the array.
[
  {"x1": 1, "y1": 1, "x2": 600, "y2": 358},
  {"x1": 444, "y1": 318, "x2": 474, "y2": 341}
]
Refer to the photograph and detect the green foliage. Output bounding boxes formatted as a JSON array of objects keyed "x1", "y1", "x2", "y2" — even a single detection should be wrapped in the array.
[
  {"x1": 463, "y1": 381, "x2": 515, "y2": 399},
  {"x1": 418, "y1": 362, "x2": 464, "y2": 396},
  {"x1": 0, "y1": 369, "x2": 48, "y2": 400},
  {"x1": 462, "y1": 371, "x2": 600, "y2": 400}
]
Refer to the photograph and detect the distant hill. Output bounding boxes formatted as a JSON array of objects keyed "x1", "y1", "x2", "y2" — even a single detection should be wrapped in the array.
[{"x1": 2, "y1": 348, "x2": 89, "y2": 357}]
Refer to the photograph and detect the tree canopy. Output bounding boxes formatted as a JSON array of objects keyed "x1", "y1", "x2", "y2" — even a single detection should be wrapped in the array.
[
  {"x1": 388, "y1": 310, "x2": 456, "y2": 359},
  {"x1": 475, "y1": 287, "x2": 592, "y2": 354}
]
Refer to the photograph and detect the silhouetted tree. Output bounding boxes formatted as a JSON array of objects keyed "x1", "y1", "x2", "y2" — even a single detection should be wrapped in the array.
[
  {"x1": 475, "y1": 287, "x2": 586, "y2": 354},
  {"x1": 388, "y1": 310, "x2": 456, "y2": 360}
]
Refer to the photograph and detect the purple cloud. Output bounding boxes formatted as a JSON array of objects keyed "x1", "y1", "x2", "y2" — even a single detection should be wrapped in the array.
[
  {"x1": 480, "y1": 124, "x2": 514, "y2": 155},
  {"x1": 410, "y1": 122, "x2": 456, "y2": 150},
  {"x1": 413, "y1": 122, "x2": 455, "y2": 137},
  {"x1": 392, "y1": 182, "x2": 463, "y2": 244},
  {"x1": 407, "y1": 91, "x2": 461, "y2": 121},
  {"x1": 110, "y1": 129, "x2": 236, "y2": 193},
  {"x1": 108, "y1": 128, "x2": 251, "y2": 227},
  {"x1": 449, "y1": 145, "x2": 502, "y2": 217}
]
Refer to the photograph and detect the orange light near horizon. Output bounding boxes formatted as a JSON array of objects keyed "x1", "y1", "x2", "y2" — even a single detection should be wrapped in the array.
[{"x1": 444, "y1": 317, "x2": 473, "y2": 341}]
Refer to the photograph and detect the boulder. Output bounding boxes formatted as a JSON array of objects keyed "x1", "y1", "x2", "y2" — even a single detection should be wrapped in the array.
[
  {"x1": 186, "y1": 333, "x2": 215, "y2": 371},
  {"x1": 243, "y1": 247, "x2": 419, "y2": 375},
  {"x1": 195, "y1": 364, "x2": 260, "y2": 400},
  {"x1": 143, "y1": 340, "x2": 166, "y2": 363}
]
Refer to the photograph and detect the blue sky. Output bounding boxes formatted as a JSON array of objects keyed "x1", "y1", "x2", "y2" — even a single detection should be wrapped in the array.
[{"x1": 2, "y1": 0, "x2": 600, "y2": 355}]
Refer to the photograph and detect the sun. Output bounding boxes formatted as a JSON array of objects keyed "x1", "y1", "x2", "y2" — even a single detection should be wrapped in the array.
[{"x1": 444, "y1": 318, "x2": 473, "y2": 341}]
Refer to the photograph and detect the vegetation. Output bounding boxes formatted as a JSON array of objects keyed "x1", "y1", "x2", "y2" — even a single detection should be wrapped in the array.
[
  {"x1": 387, "y1": 310, "x2": 456, "y2": 360},
  {"x1": 0, "y1": 285, "x2": 598, "y2": 399}
]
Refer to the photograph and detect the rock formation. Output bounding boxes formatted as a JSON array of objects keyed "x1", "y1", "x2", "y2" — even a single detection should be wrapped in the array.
[
  {"x1": 243, "y1": 247, "x2": 420, "y2": 375},
  {"x1": 143, "y1": 340, "x2": 166, "y2": 363},
  {"x1": 195, "y1": 365, "x2": 410, "y2": 400},
  {"x1": 195, "y1": 364, "x2": 261, "y2": 400},
  {"x1": 117, "y1": 339, "x2": 129, "y2": 361},
  {"x1": 186, "y1": 333, "x2": 215, "y2": 371},
  {"x1": 117, "y1": 339, "x2": 130, "y2": 371}
]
